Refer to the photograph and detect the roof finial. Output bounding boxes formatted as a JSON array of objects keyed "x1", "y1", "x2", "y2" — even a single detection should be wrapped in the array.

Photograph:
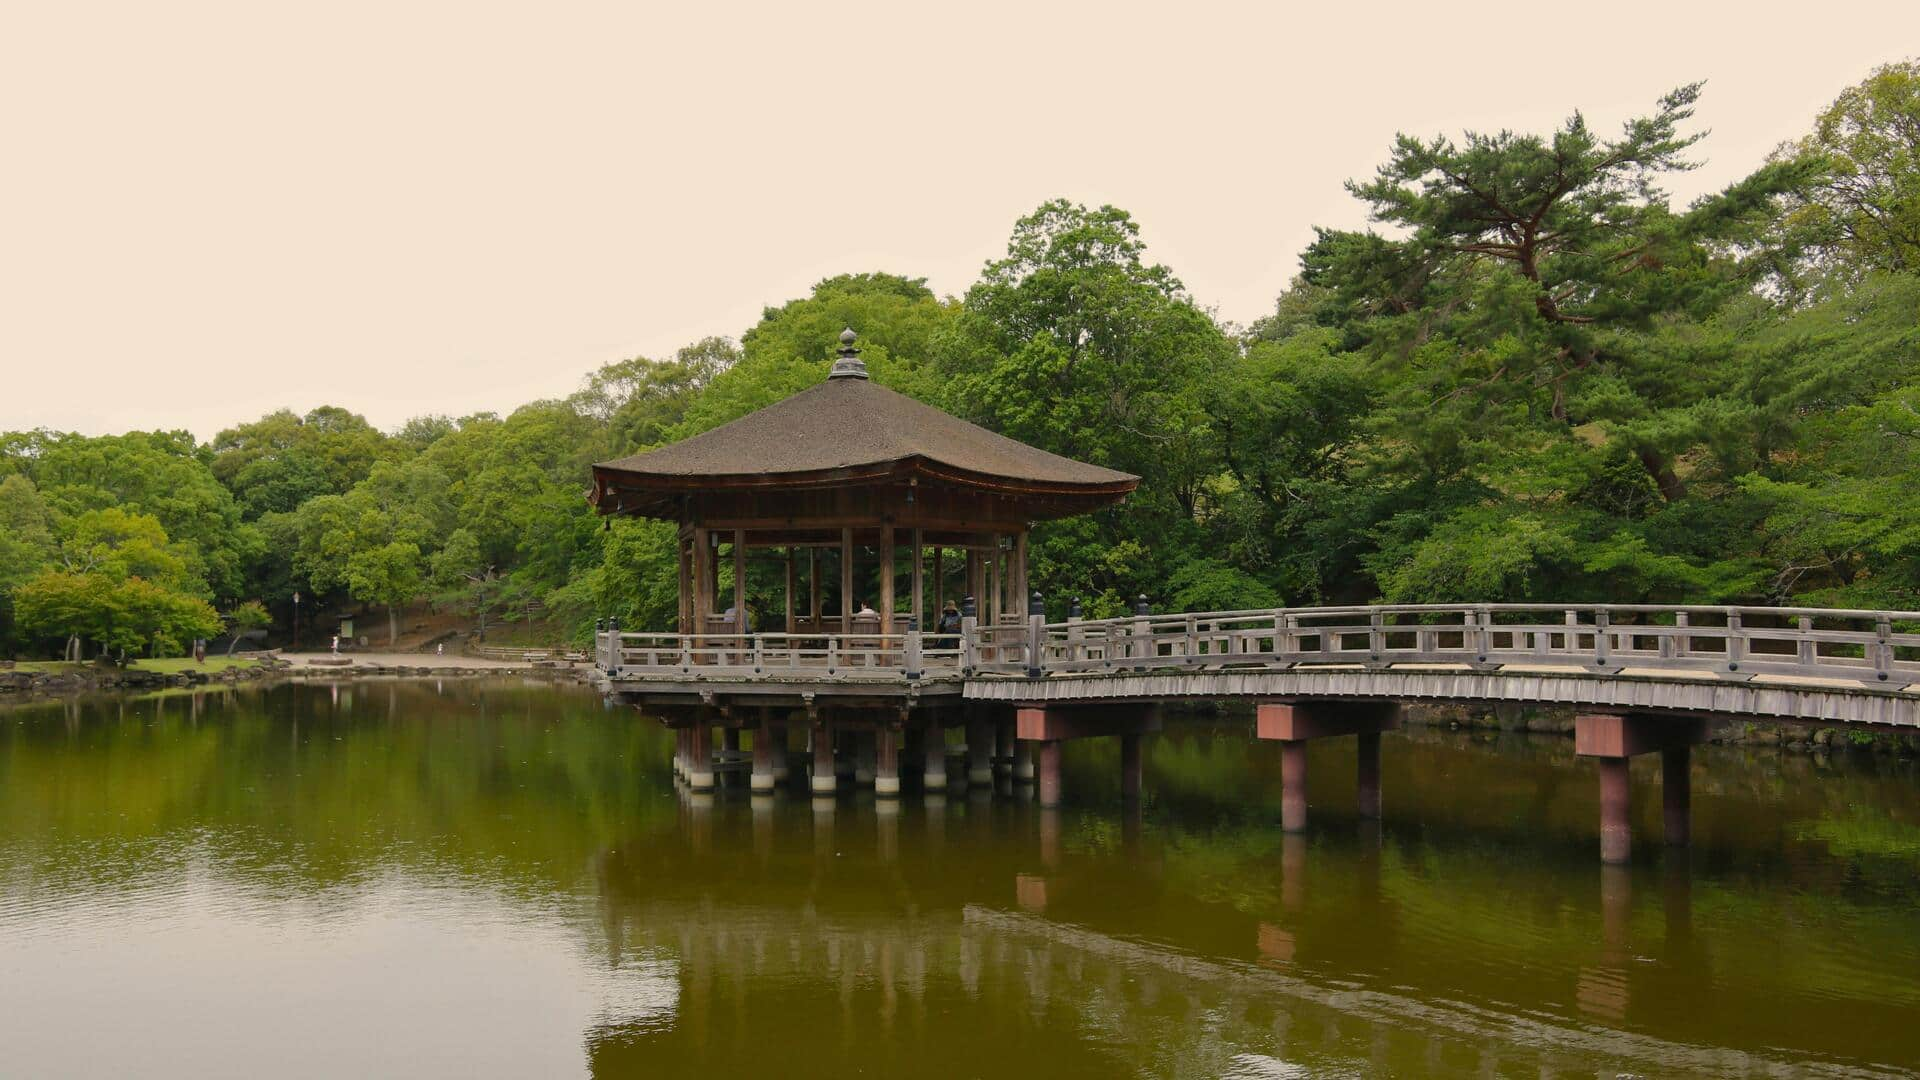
[{"x1": 828, "y1": 326, "x2": 869, "y2": 380}]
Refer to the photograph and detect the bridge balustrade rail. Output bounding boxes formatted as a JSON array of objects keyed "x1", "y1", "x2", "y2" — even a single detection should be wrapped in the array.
[
  {"x1": 598, "y1": 631, "x2": 963, "y2": 678},
  {"x1": 977, "y1": 603, "x2": 1920, "y2": 686},
  {"x1": 596, "y1": 604, "x2": 1920, "y2": 687}
]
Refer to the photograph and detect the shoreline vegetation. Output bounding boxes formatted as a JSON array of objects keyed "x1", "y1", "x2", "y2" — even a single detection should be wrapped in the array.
[{"x1": 3, "y1": 64, "x2": 1917, "y2": 667}]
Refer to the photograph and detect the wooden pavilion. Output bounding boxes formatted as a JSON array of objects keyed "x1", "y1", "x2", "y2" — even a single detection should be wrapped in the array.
[{"x1": 589, "y1": 329, "x2": 1137, "y2": 650}]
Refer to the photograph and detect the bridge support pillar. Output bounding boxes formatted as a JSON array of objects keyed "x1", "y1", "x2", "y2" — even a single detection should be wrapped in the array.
[
  {"x1": 1037, "y1": 740, "x2": 1063, "y2": 808},
  {"x1": 995, "y1": 716, "x2": 1015, "y2": 776},
  {"x1": 966, "y1": 711, "x2": 995, "y2": 787},
  {"x1": 876, "y1": 726, "x2": 900, "y2": 797},
  {"x1": 1120, "y1": 733, "x2": 1142, "y2": 803},
  {"x1": 686, "y1": 723, "x2": 714, "y2": 792},
  {"x1": 1256, "y1": 701, "x2": 1400, "y2": 832},
  {"x1": 751, "y1": 717, "x2": 777, "y2": 792},
  {"x1": 723, "y1": 727, "x2": 742, "y2": 754},
  {"x1": 672, "y1": 728, "x2": 686, "y2": 780},
  {"x1": 1663, "y1": 744, "x2": 1690, "y2": 847},
  {"x1": 1575, "y1": 712, "x2": 1707, "y2": 864},
  {"x1": 1356, "y1": 731, "x2": 1382, "y2": 820},
  {"x1": 1279, "y1": 740, "x2": 1308, "y2": 832},
  {"x1": 810, "y1": 718, "x2": 837, "y2": 795}
]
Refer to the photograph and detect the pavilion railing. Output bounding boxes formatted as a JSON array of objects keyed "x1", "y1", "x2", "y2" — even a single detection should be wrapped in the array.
[
  {"x1": 598, "y1": 630, "x2": 964, "y2": 679},
  {"x1": 598, "y1": 604, "x2": 1920, "y2": 687}
]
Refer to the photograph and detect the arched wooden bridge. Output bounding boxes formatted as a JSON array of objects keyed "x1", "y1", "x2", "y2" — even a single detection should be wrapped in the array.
[{"x1": 596, "y1": 602, "x2": 1919, "y2": 862}]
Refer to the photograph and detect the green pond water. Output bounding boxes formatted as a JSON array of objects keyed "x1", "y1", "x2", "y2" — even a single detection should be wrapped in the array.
[{"x1": 2, "y1": 679, "x2": 1918, "y2": 1077}]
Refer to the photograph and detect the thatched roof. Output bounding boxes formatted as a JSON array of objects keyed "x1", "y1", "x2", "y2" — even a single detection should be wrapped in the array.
[{"x1": 590, "y1": 332, "x2": 1137, "y2": 520}]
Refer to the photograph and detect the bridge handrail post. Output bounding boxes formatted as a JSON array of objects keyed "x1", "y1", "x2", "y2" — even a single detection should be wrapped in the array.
[
  {"x1": 1594, "y1": 609, "x2": 1611, "y2": 667},
  {"x1": 1472, "y1": 606, "x2": 1491, "y2": 664},
  {"x1": 1563, "y1": 609, "x2": 1578, "y2": 656},
  {"x1": 1875, "y1": 616, "x2": 1894, "y2": 681},
  {"x1": 1185, "y1": 614, "x2": 1199, "y2": 662},
  {"x1": 1132, "y1": 595, "x2": 1151, "y2": 671},
  {"x1": 1675, "y1": 611, "x2": 1690, "y2": 657},
  {"x1": 1797, "y1": 616, "x2": 1816, "y2": 669},
  {"x1": 1272, "y1": 611, "x2": 1288, "y2": 660},
  {"x1": 679, "y1": 634, "x2": 691, "y2": 675},
  {"x1": 752, "y1": 634, "x2": 764, "y2": 674},
  {"x1": 1368, "y1": 609, "x2": 1384, "y2": 663},
  {"x1": 1726, "y1": 611, "x2": 1746, "y2": 671}
]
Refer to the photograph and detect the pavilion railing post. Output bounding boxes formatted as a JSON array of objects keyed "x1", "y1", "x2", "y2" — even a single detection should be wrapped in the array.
[
  {"x1": 1027, "y1": 591, "x2": 1045, "y2": 678},
  {"x1": 960, "y1": 595, "x2": 977, "y2": 673},
  {"x1": 607, "y1": 618, "x2": 621, "y2": 676},
  {"x1": 679, "y1": 631, "x2": 692, "y2": 675},
  {"x1": 905, "y1": 629, "x2": 922, "y2": 680},
  {"x1": 1067, "y1": 597, "x2": 1083, "y2": 663},
  {"x1": 752, "y1": 634, "x2": 763, "y2": 674},
  {"x1": 1133, "y1": 594, "x2": 1151, "y2": 672},
  {"x1": 826, "y1": 636, "x2": 838, "y2": 675}
]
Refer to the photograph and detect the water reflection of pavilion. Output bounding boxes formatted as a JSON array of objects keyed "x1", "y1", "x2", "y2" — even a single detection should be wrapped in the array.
[{"x1": 577, "y1": 793, "x2": 1798, "y2": 1079}]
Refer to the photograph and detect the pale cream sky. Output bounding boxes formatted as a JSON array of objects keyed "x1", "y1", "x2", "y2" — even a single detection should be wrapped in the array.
[{"x1": 3, "y1": 0, "x2": 1915, "y2": 440}]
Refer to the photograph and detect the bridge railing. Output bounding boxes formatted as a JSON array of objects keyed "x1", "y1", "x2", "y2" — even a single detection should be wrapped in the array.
[
  {"x1": 971, "y1": 603, "x2": 1920, "y2": 686},
  {"x1": 597, "y1": 630, "x2": 963, "y2": 678}
]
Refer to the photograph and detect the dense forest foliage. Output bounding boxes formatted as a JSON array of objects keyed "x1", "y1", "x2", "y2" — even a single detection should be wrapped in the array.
[{"x1": 3, "y1": 64, "x2": 1916, "y2": 659}]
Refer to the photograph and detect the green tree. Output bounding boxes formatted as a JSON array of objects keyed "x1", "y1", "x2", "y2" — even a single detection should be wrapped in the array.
[
  {"x1": 1773, "y1": 60, "x2": 1920, "y2": 289},
  {"x1": 345, "y1": 541, "x2": 423, "y2": 645}
]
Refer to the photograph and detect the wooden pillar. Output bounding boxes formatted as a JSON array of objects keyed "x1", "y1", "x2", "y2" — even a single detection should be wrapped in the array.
[
  {"x1": 772, "y1": 724, "x2": 790, "y2": 781},
  {"x1": 1120, "y1": 733, "x2": 1142, "y2": 803},
  {"x1": 987, "y1": 545, "x2": 1001, "y2": 626},
  {"x1": 1599, "y1": 756, "x2": 1631, "y2": 864},
  {"x1": 1013, "y1": 739, "x2": 1034, "y2": 782},
  {"x1": 923, "y1": 725, "x2": 947, "y2": 790},
  {"x1": 1279, "y1": 740, "x2": 1307, "y2": 832},
  {"x1": 752, "y1": 716, "x2": 777, "y2": 792},
  {"x1": 879, "y1": 525, "x2": 895, "y2": 636},
  {"x1": 1037, "y1": 741, "x2": 1063, "y2": 808},
  {"x1": 1663, "y1": 743, "x2": 1691, "y2": 847},
  {"x1": 784, "y1": 548, "x2": 796, "y2": 634},
  {"x1": 910, "y1": 527, "x2": 923, "y2": 632},
  {"x1": 732, "y1": 529, "x2": 747, "y2": 640},
  {"x1": 677, "y1": 535, "x2": 693, "y2": 634},
  {"x1": 810, "y1": 716, "x2": 836, "y2": 795},
  {"x1": 933, "y1": 547, "x2": 943, "y2": 618},
  {"x1": 691, "y1": 527, "x2": 712, "y2": 642},
  {"x1": 1013, "y1": 528, "x2": 1029, "y2": 611},
  {"x1": 1356, "y1": 731, "x2": 1382, "y2": 819},
  {"x1": 840, "y1": 528, "x2": 854, "y2": 635},
  {"x1": 966, "y1": 710, "x2": 994, "y2": 787},
  {"x1": 687, "y1": 723, "x2": 714, "y2": 792},
  {"x1": 876, "y1": 726, "x2": 900, "y2": 797}
]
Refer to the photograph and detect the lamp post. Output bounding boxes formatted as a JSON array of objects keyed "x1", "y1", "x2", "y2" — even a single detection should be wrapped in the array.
[{"x1": 292, "y1": 592, "x2": 301, "y2": 651}]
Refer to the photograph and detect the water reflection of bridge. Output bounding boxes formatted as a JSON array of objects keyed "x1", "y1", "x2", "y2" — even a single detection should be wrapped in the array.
[{"x1": 583, "y1": 792, "x2": 1882, "y2": 1079}]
